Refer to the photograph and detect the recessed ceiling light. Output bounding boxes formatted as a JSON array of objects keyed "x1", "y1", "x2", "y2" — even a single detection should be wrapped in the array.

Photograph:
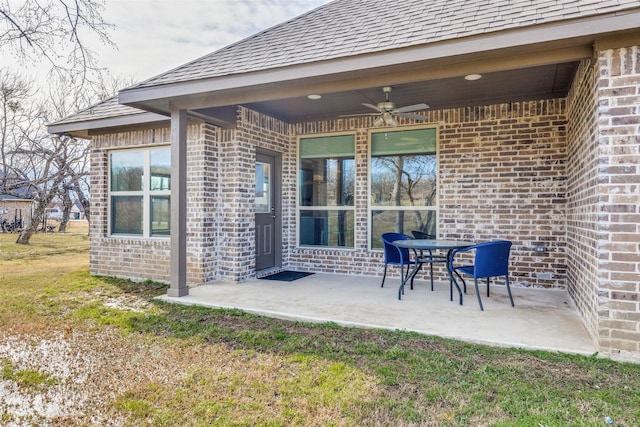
[
  {"x1": 464, "y1": 74, "x2": 482, "y2": 81},
  {"x1": 307, "y1": 94, "x2": 322, "y2": 100}
]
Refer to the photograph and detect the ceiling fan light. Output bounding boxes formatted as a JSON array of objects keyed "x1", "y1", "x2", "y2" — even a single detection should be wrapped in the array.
[
  {"x1": 373, "y1": 116, "x2": 385, "y2": 127},
  {"x1": 383, "y1": 113, "x2": 397, "y2": 127}
]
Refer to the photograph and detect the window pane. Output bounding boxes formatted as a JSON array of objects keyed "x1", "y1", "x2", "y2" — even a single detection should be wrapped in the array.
[
  {"x1": 371, "y1": 128, "x2": 436, "y2": 155},
  {"x1": 255, "y1": 162, "x2": 270, "y2": 213},
  {"x1": 370, "y1": 154, "x2": 436, "y2": 206},
  {"x1": 300, "y1": 135, "x2": 354, "y2": 158},
  {"x1": 299, "y1": 210, "x2": 354, "y2": 248},
  {"x1": 371, "y1": 209, "x2": 437, "y2": 249},
  {"x1": 111, "y1": 195, "x2": 143, "y2": 235},
  {"x1": 299, "y1": 135, "x2": 355, "y2": 208},
  {"x1": 111, "y1": 151, "x2": 144, "y2": 191},
  {"x1": 150, "y1": 149, "x2": 171, "y2": 191},
  {"x1": 151, "y1": 196, "x2": 170, "y2": 236},
  {"x1": 300, "y1": 158, "x2": 354, "y2": 206}
]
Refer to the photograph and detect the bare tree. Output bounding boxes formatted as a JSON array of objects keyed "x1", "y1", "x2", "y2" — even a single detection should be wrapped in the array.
[
  {"x1": 372, "y1": 154, "x2": 437, "y2": 233},
  {"x1": 0, "y1": 70, "x2": 92, "y2": 243},
  {"x1": 45, "y1": 73, "x2": 134, "y2": 232},
  {"x1": 53, "y1": 133, "x2": 91, "y2": 233},
  {"x1": 0, "y1": 1, "x2": 119, "y2": 243},
  {"x1": 0, "y1": 0, "x2": 114, "y2": 89},
  {"x1": 1, "y1": 70, "x2": 35, "y2": 196},
  {"x1": 10, "y1": 131, "x2": 90, "y2": 243}
]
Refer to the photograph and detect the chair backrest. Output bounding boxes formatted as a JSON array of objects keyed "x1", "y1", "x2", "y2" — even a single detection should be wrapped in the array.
[
  {"x1": 411, "y1": 230, "x2": 435, "y2": 239},
  {"x1": 381, "y1": 232, "x2": 412, "y2": 265},
  {"x1": 472, "y1": 240, "x2": 512, "y2": 278}
]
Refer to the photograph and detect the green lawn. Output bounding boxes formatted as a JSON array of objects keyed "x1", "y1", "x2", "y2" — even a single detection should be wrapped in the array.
[{"x1": 0, "y1": 232, "x2": 639, "y2": 426}]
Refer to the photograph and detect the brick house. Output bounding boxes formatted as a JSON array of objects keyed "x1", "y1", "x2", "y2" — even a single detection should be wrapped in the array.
[{"x1": 49, "y1": 0, "x2": 640, "y2": 361}]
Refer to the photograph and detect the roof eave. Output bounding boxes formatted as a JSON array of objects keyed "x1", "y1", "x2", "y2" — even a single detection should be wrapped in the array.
[
  {"x1": 47, "y1": 112, "x2": 169, "y2": 139},
  {"x1": 119, "y1": 9, "x2": 640, "y2": 112}
]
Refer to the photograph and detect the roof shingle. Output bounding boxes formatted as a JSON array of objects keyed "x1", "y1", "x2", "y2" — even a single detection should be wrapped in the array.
[
  {"x1": 49, "y1": 96, "x2": 150, "y2": 126},
  {"x1": 129, "y1": 0, "x2": 639, "y2": 90}
]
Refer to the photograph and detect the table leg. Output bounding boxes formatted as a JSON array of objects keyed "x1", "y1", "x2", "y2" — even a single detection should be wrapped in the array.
[
  {"x1": 446, "y1": 249, "x2": 463, "y2": 305},
  {"x1": 398, "y1": 252, "x2": 420, "y2": 300}
]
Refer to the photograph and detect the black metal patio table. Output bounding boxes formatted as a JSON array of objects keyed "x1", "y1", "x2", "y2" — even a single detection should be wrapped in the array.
[{"x1": 391, "y1": 239, "x2": 475, "y2": 303}]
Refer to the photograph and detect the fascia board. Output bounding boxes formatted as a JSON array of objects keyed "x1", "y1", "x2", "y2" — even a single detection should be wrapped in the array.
[
  {"x1": 119, "y1": 10, "x2": 640, "y2": 109},
  {"x1": 47, "y1": 112, "x2": 168, "y2": 136}
]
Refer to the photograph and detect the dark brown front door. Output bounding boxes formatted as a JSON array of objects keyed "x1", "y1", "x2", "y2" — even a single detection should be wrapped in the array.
[{"x1": 255, "y1": 150, "x2": 281, "y2": 271}]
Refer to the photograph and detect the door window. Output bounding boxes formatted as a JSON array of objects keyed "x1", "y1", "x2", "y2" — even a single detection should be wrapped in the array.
[{"x1": 255, "y1": 162, "x2": 271, "y2": 214}]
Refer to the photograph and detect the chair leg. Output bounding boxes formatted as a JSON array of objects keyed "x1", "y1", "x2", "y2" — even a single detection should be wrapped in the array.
[
  {"x1": 455, "y1": 271, "x2": 466, "y2": 294},
  {"x1": 474, "y1": 278, "x2": 484, "y2": 311},
  {"x1": 381, "y1": 264, "x2": 387, "y2": 287},
  {"x1": 506, "y1": 274, "x2": 515, "y2": 307},
  {"x1": 487, "y1": 277, "x2": 490, "y2": 297}
]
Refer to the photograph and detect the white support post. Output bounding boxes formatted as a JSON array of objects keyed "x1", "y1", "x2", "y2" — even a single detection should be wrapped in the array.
[{"x1": 168, "y1": 107, "x2": 188, "y2": 297}]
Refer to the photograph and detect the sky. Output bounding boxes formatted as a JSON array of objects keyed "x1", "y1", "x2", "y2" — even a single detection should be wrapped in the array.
[{"x1": 95, "y1": 0, "x2": 331, "y2": 84}]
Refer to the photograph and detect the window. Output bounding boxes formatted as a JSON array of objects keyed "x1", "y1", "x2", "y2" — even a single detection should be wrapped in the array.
[
  {"x1": 370, "y1": 127, "x2": 438, "y2": 249},
  {"x1": 109, "y1": 147, "x2": 171, "y2": 237},
  {"x1": 298, "y1": 134, "x2": 355, "y2": 248}
]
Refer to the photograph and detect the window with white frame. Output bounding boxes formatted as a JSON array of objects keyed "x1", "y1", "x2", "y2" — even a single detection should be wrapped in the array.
[
  {"x1": 109, "y1": 147, "x2": 171, "y2": 237},
  {"x1": 298, "y1": 134, "x2": 355, "y2": 248},
  {"x1": 369, "y1": 127, "x2": 438, "y2": 249}
]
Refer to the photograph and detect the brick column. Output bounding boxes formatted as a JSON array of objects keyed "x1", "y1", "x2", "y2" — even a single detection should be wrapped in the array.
[{"x1": 597, "y1": 45, "x2": 640, "y2": 360}]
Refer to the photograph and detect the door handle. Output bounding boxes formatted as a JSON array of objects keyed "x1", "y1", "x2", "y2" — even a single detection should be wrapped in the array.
[{"x1": 271, "y1": 207, "x2": 277, "y2": 220}]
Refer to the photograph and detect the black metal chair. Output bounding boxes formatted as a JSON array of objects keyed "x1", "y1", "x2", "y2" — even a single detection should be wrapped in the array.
[
  {"x1": 449, "y1": 240, "x2": 515, "y2": 311},
  {"x1": 411, "y1": 230, "x2": 447, "y2": 291},
  {"x1": 381, "y1": 232, "x2": 415, "y2": 291}
]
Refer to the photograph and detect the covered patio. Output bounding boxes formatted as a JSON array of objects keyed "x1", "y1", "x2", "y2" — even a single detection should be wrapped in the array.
[
  {"x1": 159, "y1": 274, "x2": 596, "y2": 357},
  {"x1": 49, "y1": 1, "x2": 639, "y2": 362}
]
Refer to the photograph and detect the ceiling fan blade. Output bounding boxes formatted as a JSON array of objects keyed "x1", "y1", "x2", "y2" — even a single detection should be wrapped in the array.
[
  {"x1": 395, "y1": 112, "x2": 428, "y2": 121},
  {"x1": 392, "y1": 103, "x2": 430, "y2": 113},
  {"x1": 362, "y1": 103, "x2": 384, "y2": 113}
]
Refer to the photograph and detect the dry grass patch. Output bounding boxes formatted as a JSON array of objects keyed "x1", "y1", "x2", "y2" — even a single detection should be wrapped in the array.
[{"x1": 0, "y1": 327, "x2": 379, "y2": 426}]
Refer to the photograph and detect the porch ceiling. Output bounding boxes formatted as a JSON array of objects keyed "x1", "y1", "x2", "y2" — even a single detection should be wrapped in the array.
[
  {"x1": 232, "y1": 62, "x2": 580, "y2": 123},
  {"x1": 122, "y1": 32, "x2": 600, "y2": 128},
  {"x1": 186, "y1": 61, "x2": 579, "y2": 126}
]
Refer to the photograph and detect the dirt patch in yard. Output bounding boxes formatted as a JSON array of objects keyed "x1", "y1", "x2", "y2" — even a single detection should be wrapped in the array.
[{"x1": 0, "y1": 323, "x2": 379, "y2": 426}]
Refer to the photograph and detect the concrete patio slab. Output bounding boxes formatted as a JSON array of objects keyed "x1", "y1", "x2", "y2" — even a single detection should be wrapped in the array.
[{"x1": 158, "y1": 273, "x2": 597, "y2": 356}]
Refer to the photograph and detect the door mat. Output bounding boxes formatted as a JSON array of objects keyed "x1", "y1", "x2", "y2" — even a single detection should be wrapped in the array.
[{"x1": 259, "y1": 271, "x2": 314, "y2": 282}]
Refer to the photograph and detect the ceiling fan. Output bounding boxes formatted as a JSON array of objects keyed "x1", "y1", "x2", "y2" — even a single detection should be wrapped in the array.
[{"x1": 345, "y1": 86, "x2": 429, "y2": 127}]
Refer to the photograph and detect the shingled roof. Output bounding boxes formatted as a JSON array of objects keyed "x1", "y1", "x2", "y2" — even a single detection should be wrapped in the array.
[
  {"x1": 50, "y1": 96, "x2": 145, "y2": 126},
  {"x1": 48, "y1": 96, "x2": 167, "y2": 133},
  {"x1": 131, "y1": 0, "x2": 640, "y2": 90},
  {"x1": 50, "y1": 0, "x2": 640, "y2": 133}
]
